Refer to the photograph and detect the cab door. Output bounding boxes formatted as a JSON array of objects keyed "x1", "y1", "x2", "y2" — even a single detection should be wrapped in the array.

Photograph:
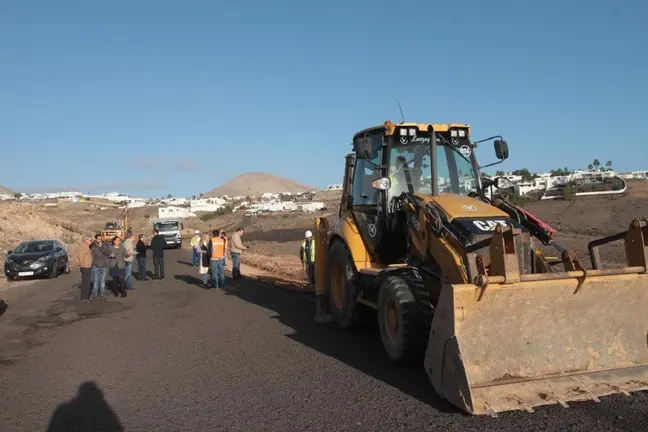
[{"x1": 349, "y1": 131, "x2": 385, "y2": 261}]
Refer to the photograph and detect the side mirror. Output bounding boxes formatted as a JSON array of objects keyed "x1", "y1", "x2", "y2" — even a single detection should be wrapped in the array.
[
  {"x1": 494, "y1": 140, "x2": 509, "y2": 160},
  {"x1": 495, "y1": 177, "x2": 513, "y2": 189},
  {"x1": 353, "y1": 136, "x2": 372, "y2": 159},
  {"x1": 372, "y1": 177, "x2": 391, "y2": 191},
  {"x1": 7, "y1": 250, "x2": 13, "y2": 255}
]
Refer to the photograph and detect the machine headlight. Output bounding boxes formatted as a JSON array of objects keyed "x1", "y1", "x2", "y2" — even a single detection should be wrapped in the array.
[
  {"x1": 458, "y1": 129, "x2": 466, "y2": 137},
  {"x1": 372, "y1": 177, "x2": 392, "y2": 191},
  {"x1": 5, "y1": 258, "x2": 13, "y2": 264},
  {"x1": 38, "y1": 254, "x2": 53, "y2": 262}
]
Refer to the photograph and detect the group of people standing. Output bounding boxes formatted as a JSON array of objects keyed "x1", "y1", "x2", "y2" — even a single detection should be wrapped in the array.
[
  {"x1": 73, "y1": 229, "x2": 168, "y2": 302},
  {"x1": 190, "y1": 227, "x2": 247, "y2": 290}
]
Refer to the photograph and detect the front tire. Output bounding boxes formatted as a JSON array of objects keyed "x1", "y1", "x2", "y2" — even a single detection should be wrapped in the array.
[
  {"x1": 378, "y1": 275, "x2": 433, "y2": 363},
  {"x1": 326, "y1": 239, "x2": 370, "y2": 330},
  {"x1": 49, "y1": 262, "x2": 59, "y2": 279}
]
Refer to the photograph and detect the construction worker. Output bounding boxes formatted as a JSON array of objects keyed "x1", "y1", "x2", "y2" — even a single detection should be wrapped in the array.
[
  {"x1": 208, "y1": 229, "x2": 227, "y2": 289},
  {"x1": 191, "y1": 230, "x2": 201, "y2": 266},
  {"x1": 300, "y1": 230, "x2": 316, "y2": 287}
]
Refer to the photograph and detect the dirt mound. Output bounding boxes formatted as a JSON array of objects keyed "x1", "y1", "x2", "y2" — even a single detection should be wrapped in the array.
[
  {"x1": 205, "y1": 172, "x2": 315, "y2": 197},
  {"x1": 0, "y1": 204, "x2": 93, "y2": 261},
  {"x1": 0, "y1": 185, "x2": 17, "y2": 196}
]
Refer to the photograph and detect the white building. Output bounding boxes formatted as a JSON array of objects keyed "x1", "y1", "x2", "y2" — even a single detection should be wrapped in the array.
[
  {"x1": 0, "y1": 193, "x2": 15, "y2": 201},
  {"x1": 619, "y1": 170, "x2": 648, "y2": 179},
  {"x1": 190, "y1": 198, "x2": 226, "y2": 212},
  {"x1": 158, "y1": 206, "x2": 196, "y2": 219},
  {"x1": 325, "y1": 184, "x2": 343, "y2": 191}
]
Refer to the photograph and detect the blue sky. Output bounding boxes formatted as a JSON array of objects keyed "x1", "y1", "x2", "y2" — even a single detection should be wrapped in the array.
[{"x1": 1, "y1": 0, "x2": 647, "y2": 197}]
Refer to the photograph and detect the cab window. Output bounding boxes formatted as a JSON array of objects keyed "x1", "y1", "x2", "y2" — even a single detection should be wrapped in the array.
[{"x1": 351, "y1": 133, "x2": 383, "y2": 206}]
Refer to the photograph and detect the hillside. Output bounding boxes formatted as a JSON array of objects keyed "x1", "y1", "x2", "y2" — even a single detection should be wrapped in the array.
[
  {"x1": 0, "y1": 185, "x2": 17, "y2": 196},
  {"x1": 205, "y1": 172, "x2": 315, "y2": 197}
]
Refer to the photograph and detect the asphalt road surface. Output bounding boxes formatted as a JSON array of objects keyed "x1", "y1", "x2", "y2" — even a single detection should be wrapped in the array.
[{"x1": 0, "y1": 249, "x2": 646, "y2": 432}]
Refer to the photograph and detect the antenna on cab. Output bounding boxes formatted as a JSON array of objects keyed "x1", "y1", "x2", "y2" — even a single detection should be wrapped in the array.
[{"x1": 397, "y1": 99, "x2": 405, "y2": 124}]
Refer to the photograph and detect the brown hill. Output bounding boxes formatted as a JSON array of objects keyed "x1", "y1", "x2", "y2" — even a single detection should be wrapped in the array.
[
  {"x1": 0, "y1": 185, "x2": 17, "y2": 196},
  {"x1": 205, "y1": 172, "x2": 315, "y2": 197}
]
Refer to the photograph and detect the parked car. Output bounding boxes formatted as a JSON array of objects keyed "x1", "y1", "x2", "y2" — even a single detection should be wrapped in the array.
[{"x1": 3, "y1": 240, "x2": 70, "y2": 281}]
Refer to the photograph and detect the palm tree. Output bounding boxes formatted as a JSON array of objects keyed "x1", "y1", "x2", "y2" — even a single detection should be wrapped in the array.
[
  {"x1": 605, "y1": 160, "x2": 612, "y2": 167},
  {"x1": 588, "y1": 164, "x2": 594, "y2": 170},
  {"x1": 593, "y1": 159, "x2": 600, "y2": 171}
]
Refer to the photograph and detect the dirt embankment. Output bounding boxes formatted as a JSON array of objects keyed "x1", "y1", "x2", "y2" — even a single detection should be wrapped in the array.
[{"x1": 3, "y1": 181, "x2": 646, "y2": 288}]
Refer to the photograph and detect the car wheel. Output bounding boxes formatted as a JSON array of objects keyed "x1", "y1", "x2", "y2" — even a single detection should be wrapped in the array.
[{"x1": 49, "y1": 261, "x2": 59, "y2": 279}]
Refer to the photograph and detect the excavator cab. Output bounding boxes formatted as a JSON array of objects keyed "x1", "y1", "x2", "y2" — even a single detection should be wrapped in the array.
[{"x1": 314, "y1": 120, "x2": 648, "y2": 416}]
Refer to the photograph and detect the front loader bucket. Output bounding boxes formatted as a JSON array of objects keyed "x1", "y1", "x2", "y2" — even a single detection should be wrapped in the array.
[{"x1": 424, "y1": 221, "x2": 648, "y2": 416}]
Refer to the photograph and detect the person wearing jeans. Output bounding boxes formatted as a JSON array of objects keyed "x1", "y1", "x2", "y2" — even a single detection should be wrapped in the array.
[
  {"x1": 229, "y1": 227, "x2": 247, "y2": 280},
  {"x1": 208, "y1": 229, "x2": 226, "y2": 289},
  {"x1": 136, "y1": 234, "x2": 148, "y2": 280},
  {"x1": 150, "y1": 228, "x2": 166, "y2": 281},
  {"x1": 123, "y1": 234, "x2": 137, "y2": 290},
  {"x1": 90, "y1": 234, "x2": 111, "y2": 300}
]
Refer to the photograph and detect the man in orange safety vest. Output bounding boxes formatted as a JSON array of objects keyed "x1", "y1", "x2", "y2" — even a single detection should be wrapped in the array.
[{"x1": 208, "y1": 229, "x2": 227, "y2": 289}]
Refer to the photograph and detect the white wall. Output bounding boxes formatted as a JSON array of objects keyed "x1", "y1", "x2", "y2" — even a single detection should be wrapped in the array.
[{"x1": 158, "y1": 206, "x2": 196, "y2": 218}]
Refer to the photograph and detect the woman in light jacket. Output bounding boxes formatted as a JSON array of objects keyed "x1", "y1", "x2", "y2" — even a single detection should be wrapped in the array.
[
  {"x1": 109, "y1": 236, "x2": 129, "y2": 297},
  {"x1": 199, "y1": 233, "x2": 211, "y2": 288}
]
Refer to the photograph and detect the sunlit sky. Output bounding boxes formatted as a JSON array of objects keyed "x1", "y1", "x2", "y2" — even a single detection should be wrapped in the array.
[{"x1": 2, "y1": 0, "x2": 646, "y2": 196}]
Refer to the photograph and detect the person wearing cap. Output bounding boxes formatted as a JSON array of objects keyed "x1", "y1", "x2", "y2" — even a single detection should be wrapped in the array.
[
  {"x1": 190, "y1": 229, "x2": 201, "y2": 267},
  {"x1": 300, "y1": 230, "x2": 316, "y2": 287}
]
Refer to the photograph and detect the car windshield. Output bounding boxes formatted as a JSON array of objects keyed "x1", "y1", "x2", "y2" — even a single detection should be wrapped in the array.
[
  {"x1": 14, "y1": 241, "x2": 54, "y2": 254},
  {"x1": 156, "y1": 222, "x2": 178, "y2": 231},
  {"x1": 388, "y1": 136, "x2": 478, "y2": 199}
]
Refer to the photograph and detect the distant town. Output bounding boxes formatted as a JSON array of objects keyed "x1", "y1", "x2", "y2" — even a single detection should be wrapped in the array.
[
  {"x1": 0, "y1": 189, "x2": 332, "y2": 220},
  {"x1": 1, "y1": 166, "x2": 647, "y2": 218}
]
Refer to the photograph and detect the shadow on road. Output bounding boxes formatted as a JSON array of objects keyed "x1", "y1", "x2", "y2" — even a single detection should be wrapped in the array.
[
  {"x1": 46, "y1": 381, "x2": 124, "y2": 432},
  {"x1": 177, "y1": 260, "x2": 194, "y2": 267},
  {"x1": 226, "y1": 277, "x2": 457, "y2": 414},
  {"x1": 174, "y1": 274, "x2": 204, "y2": 287}
]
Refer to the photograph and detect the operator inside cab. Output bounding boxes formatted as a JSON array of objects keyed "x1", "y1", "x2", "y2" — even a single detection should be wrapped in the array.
[{"x1": 388, "y1": 152, "x2": 425, "y2": 198}]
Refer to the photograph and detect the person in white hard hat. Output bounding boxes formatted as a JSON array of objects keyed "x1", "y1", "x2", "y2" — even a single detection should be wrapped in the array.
[
  {"x1": 190, "y1": 229, "x2": 201, "y2": 267},
  {"x1": 300, "y1": 230, "x2": 316, "y2": 287}
]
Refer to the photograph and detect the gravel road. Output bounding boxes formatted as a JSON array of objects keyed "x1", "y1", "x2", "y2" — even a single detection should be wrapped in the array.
[{"x1": 0, "y1": 250, "x2": 646, "y2": 432}]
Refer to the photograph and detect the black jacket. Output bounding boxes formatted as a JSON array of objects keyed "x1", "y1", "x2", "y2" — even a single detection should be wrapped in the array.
[
  {"x1": 136, "y1": 240, "x2": 147, "y2": 257},
  {"x1": 150, "y1": 235, "x2": 166, "y2": 258}
]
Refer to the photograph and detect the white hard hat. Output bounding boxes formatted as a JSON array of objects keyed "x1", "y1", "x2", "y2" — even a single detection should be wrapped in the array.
[
  {"x1": 305, "y1": 230, "x2": 313, "y2": 238},
  {"x1": 194, "y1": 230, "x2": 200, "y2": 234}
]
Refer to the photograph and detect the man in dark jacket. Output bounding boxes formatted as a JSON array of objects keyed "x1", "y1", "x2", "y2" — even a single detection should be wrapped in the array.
[
  {"x1": 90, "y1": 234, "x2": 111, "y2": 300},
  {"x1": 150, "y1": 229, "x2": 166, "y2": 281}
]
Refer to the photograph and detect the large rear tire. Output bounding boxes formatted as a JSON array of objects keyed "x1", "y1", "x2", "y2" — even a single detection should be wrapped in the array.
[
  {"x1": 378, "y1": 274, "x2": 433, "y2": 363},
  {"x1": 327, "y1": 239, "x2": 370, "y2": 330}
]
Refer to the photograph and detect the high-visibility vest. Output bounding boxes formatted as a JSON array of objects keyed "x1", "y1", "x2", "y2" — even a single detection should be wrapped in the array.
[
  {"x1": 191, "y1": 235, "x2": 200, "y2": 247},
  {"x1": 211, "y1": 238, "x2": 226, "y2": 260},
  {"x1": 301, "y1": 239, "x2": 316, "y2": 263}
]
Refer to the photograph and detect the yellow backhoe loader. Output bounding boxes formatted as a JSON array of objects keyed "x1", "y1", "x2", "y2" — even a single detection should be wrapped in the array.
[
  {"x1": 313, "y1": 120, "x2": 648, "y2": 416},
  {"x1": 100, "y1": 208, "x2": 132, "y2": 242}
]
